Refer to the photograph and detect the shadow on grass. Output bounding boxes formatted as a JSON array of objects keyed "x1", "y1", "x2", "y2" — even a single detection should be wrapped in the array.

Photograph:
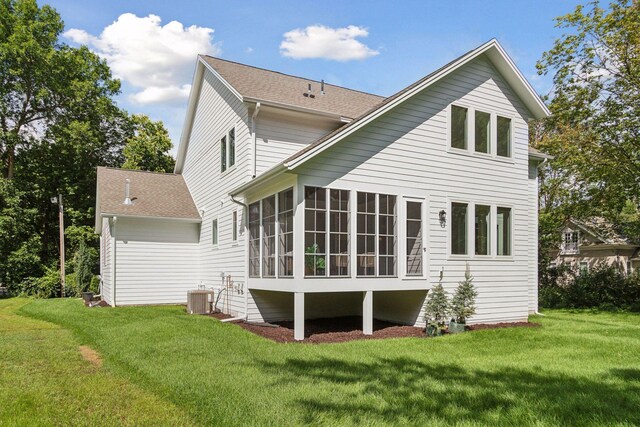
[{"x1": 261, "y1": 356, "x2": 640, "y2": 425}]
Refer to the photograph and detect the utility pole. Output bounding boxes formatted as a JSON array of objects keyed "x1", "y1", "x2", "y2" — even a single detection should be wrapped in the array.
[{"x1": 51, "y1": 194, "x2": 65, "y2": 297}]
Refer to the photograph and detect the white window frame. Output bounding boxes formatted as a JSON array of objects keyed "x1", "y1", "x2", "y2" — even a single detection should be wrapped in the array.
[
  {"x1": 448, "y1": 104, "x2": 470, "y2": 152},
  {"x1": 449, "y1": 201, "x2": 470, "y2": 257},
  {"x1": 220, "y1": 126, "x2": 236, "y2": 175},
  {"x1": 232, "y1": 210, "x2": 238, "y2": 242},
  {"x1": 404, "y1": 198, "x2": 426, "y2": 278},
  {"x1": 496, "y1": 205, "x2": 513, "y2": 257},
  {"x1": 212, "y1": 218, "x2": 219, "y2": 246},
  {"x1": 473, "y1": 203, "x2": 492, "y2": 257},
  {"x1": 496, "y1": 115, "x2": 513, "y2": 158},
  {"x1": 561, "y1": 230, "x2": 580, "y2": 255}
]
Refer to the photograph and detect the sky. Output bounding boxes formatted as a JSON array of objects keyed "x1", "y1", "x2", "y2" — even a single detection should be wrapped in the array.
[{"x1": 48, "y1": 0, "x2": 584, "y2": 153}]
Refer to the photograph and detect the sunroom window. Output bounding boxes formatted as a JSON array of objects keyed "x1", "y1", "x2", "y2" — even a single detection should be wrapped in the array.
[
  {"x1": 262, "y1": 195, "x2": 276, "y2": 277},
  {"x1": 329, "y1": 189, "x2": 350, "y2": 277},
  {"x1": 406, "y1": 201, "x2": 423, "y2": 276},
  {"x1": 357, "y1": 192, "x2": 397, "y2": 276},
  {"x1": 248, "y1": 202, "x2": 260, "y2": 277},
  {"x1": 357, "y1": 192, "x2": 376, "y2": 276},
  {"x1": 378, "y1": 194, "x2": 397, "y2": 276},
  {"x1": 304, "y1": 187, "x2": 327, "y2": 276},
  {"x1": 278, "y1": 188, "x2": 294, "y2": 277},
  {"x1": 451, "y1": 105, "x2": 468, "y2": 150}
]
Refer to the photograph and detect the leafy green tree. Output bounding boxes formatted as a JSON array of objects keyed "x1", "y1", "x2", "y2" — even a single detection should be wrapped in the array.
[
  {"x1": 122, "y1": 115, "x2": 175, "y2": 173},
  {"x1": 74, "y1": 240, "x2": 95, "y2": 293},
  {"x1": 424, "y1": 273, "x2": 449, "y2": 328},
  {"x1": 536, "y1": 0, "x2": 640, "y2": 216},
  {"x1": 534, "y1": 0, "x2": 640, "y2": 269}
]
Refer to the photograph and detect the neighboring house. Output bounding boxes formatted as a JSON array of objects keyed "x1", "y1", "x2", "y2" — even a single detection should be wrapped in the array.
[
  {"x1": 550, "y1": 217, "x2": 640, "y2": 275},
  {"x1": 96, "y1": 39, "x2": 550, "y2": 340}
]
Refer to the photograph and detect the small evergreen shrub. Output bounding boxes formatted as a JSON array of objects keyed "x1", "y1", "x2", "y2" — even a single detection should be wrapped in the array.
[
  {"x1": 450, "y1": 265, "x2": 478, "y2": 323},
  {"x1": 424, "y1": 272, "x2": 450, "y2": 329}
]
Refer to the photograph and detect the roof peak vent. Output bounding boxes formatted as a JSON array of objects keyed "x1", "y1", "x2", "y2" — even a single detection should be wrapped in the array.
[{"x1": 123, "y1": 178, "x2": 133, "y2": 206}]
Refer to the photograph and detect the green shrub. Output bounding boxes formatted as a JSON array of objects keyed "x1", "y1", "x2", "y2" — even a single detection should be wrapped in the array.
[
  {"x1": 450, "y1": 265, "x2": 478, "y2": 323},
  {"x1": 20, "y1": 267, "x2": 61, "y2": 299},
  {"x1": 424, "y1": 271, "x2": 449, "y2": 328},
  {"x1": 539, "y1": 262, "x2": 640, "y2": 311}
]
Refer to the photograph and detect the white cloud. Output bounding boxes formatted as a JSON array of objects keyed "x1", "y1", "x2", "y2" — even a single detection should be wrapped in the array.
[
  {"x1": 280, "y1": 25, "x2": 379, "y2": 61},
  {"x1": 64, "y1": 13, "x2": 220, "y2": 104}
]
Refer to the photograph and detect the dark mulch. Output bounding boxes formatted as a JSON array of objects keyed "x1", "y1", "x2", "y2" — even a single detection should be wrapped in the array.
[{"x1": 206, "y1": 312, "x2": 540, "y2": 343}]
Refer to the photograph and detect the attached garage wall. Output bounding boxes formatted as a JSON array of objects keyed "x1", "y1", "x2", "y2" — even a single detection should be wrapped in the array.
[{"x1": 113, "y1": 217, "x2": 200, "y2": 305}]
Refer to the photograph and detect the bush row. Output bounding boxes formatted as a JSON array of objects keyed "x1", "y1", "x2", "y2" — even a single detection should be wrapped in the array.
[{"x1": 539, "y1": 262, "x2": 640, "y2": 312}]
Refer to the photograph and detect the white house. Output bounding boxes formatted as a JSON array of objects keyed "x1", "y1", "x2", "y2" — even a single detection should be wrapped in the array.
[{"x1": 96, "y1": 39, "x2": 550, "y2": 340}]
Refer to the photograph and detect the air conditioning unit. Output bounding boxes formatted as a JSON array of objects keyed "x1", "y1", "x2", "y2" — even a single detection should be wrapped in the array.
[{"x1": 187, "y1": 290, "x2": 215, "y2": 314}]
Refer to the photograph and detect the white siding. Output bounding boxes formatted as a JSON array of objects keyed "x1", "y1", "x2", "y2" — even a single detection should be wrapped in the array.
[
  {"x1": 254, "y1": 109, "x2": 341, "y2": 175},
  {"x1": 114, "y1": 218, "x2": 200, "y2": 305},
  {"x1": 181, "y1": 68, "x2": 251, "y2": 316},
  {"x1": 100, "y1": 218, "x2": 113, "y2": 305},
  {"x1": 528, "y1": 163, "x2": 539, "y2": 313},
  {"x1": 292, "y1": 55, "x2": 533, "y2": 325}
]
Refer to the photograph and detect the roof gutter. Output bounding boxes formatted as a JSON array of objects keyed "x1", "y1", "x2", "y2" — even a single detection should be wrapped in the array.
[
  {"x1": 229, "y1": 163, "x2": 288, "y2": 197},
  {"x1": 99, "y1": 213, "x2": 202, "y2": 223},
  {"x1": 244, "y1": 97, "x2": 349, "y2": 122}
]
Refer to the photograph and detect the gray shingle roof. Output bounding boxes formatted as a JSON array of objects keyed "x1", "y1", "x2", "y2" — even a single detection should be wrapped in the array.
[
  {"x1": 200, "y1": 55, "x2": 385, "y2": 119},
  {"x1": 96, "y1": 167, "x2": 200, "y2": 220}
]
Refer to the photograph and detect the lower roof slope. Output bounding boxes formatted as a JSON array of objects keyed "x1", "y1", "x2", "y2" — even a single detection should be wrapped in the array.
[{"x1": 96, "y1": 167, "x2": 200, "y2": 226}]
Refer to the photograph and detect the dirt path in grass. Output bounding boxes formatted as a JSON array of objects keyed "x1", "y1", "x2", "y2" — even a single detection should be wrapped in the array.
[{"x1": 0, "y1": 298, "x2": 196, "y2": 426}]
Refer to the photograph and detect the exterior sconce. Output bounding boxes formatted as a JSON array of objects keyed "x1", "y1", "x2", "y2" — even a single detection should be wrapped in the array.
[{"x1": 439, "y1": 210, "x2": 447, "y2": 228}]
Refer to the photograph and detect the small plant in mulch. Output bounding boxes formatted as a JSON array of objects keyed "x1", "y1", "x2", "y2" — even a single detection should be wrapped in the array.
[
  {"x1": 424, "y1": 270, "x2": 449, "y2": 336},
  {"x1": 449, "y1": 263, "x2": 478, "y2": 334}
]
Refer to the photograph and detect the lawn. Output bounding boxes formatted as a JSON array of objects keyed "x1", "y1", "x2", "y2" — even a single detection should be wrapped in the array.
[{"x1": 2, "y1": 298, "x2": 640, "y2": 426}]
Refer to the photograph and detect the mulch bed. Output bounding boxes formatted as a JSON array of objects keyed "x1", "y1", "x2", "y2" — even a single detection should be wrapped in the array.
[{"x1": 207, "y1": 312, "x2": 540, "y2": 343}]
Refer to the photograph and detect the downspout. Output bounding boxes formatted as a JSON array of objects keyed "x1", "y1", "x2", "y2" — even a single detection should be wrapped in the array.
[
  {"x1": 251, "y1": 102, "x2": 261, "y2": 178},
  {"x1": 111, "y1": 216, "x2": 118, "y2": 307},
  {"x1": 229, "y1": 195, "x2": 250, "y2": 321}
]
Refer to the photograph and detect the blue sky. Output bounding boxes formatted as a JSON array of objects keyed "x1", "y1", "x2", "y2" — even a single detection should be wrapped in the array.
[{"x1": 48, "y1": 0, "x2": 583, "y2": 151}]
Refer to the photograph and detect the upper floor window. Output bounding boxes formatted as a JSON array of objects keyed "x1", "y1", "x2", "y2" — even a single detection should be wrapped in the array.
[
  {"x1": 451, "y1": 105, "x2": 468, "y2": 150},
  {"x1": 220, "y1": 127, "x2": 235, "y2": 173},
  {"x1": 561, "y1": 231, "x2": 579, "y2": 255},
  {"x1": 474, "y1": 110, "x2": 491, "y2": 154},
  {"x1": 497, "y1": 116, "x2": 511, "y2": 157},
  {"x1": 232, "y1": 211, "x2": 238, "y2": 242}
]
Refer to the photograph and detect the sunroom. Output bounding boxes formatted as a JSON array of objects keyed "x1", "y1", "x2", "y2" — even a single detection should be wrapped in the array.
[{"x1": 235, "y1": 176, "x2": 430, "y2": 340}]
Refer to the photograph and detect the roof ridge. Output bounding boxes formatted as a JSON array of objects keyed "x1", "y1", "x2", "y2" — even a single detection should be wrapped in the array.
[
  {"x1": 200, "y1": 55, "x2": 386, "y2": 99},
  {"x1": 98, "y1": 166, "x2": 180, "y2": 177}
]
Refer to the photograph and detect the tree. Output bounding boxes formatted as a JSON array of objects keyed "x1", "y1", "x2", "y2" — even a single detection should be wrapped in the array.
[
  {"x1": 0, "y1": 0, "x2": 123, "y2": 179},
  {"x1": 122, "y1": 115, "x2": 175, "y2": 173},
  {"x1": 0, "y1": 0, "x2": 133, "y2": 293},
  {"x1": 450, "y1": 265, "x2": 478, "y2": 323},
  {"x1": 534, "y1": 0, "x2": 640, "y2": 270}
]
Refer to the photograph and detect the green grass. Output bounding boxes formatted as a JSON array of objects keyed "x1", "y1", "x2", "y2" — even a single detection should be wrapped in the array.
[{"x1": 3, "y1": 298, "x2": 640, "y2": 426}]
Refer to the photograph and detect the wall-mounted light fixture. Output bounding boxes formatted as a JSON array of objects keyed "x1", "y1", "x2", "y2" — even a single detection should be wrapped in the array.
[{"x1": 439, "y1": 210, "x2": 447, "y2": 228}]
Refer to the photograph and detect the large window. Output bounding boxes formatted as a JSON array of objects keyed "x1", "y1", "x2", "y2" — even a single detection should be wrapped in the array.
[
  {"x1": 561, "y1": 231, "x2": 579, "y2": 255},
  {"x1": 220, "y1": 127, "x2": 236, "y2": 173},
  {"x1": 357, "y1": 192, "x2": 397, "y2": 276},
  {"x1": 248, "y1": 202, "x2": 260, "y2": 277},
  {"x1": 304, "y1": 187, "x2": 327, "y2": 276},
  {"x1": 451, "y1": 105, "x2": 468, "y2": 149},
  {"x1": 497, "y1": 206, "x2": 511, "y2": 256},
  {"x1": 451, "y1": 202, "x2": 468, "y2": 255},
  {"x1": 250, "y1": 189, "x2": 294, "y2": 278},
  {"x1": 304, "y1": 187, "x2": 351, "y2": 277},
  {"x1": 329, "y1": 189, "x2": 350, "y2": 276},
  {"x1": 474, "y1": 110, "x2": 491, "y2": 154},
  {"x1": 379, "y1": 194, "x2": 397, "y2": 276},
  {"x1": 357, "y1": 192, "x2": 376, "y2": 276},
  {"x1": 497, "y1": 116, "x2": 511, "y2": 157},
  {"x1": 406, "y1": 201, "x2": 423, "y2": 276},
  {"x1": 278, "y1": 189, "x2": 294, "y2": 277},
  {"x1": 475, "y1": 205, "x2": 491, "y2": 255},
  {"x1": 262, "y1": 195, "x2": 276, "y2": 277}
]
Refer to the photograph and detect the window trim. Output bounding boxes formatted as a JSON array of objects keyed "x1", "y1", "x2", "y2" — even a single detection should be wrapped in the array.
[
  {"x1": 496, "y1": 115, "x2": 513, "y2": 158},
  {"x1": 448, "y1": 103, "x2": 470, "y2": 152},
  {"x1": 356, "y1": 191, "x2": 398, "y2": 278},
  {"x1": 496, "y1": 205, "x2": 513, "y2": 257},
  {"x1": 219, "y1": 126, "x2": 237, "y2": 175},
  {"x1": 232, "y1": 210, "x2": 238, "y2": 242},
  {"x1": 405, "y1": 199, "x2": 425, "y2": 277}
]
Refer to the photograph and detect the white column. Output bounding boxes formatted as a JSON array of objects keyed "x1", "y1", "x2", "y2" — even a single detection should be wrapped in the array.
[
  {"x1": 294, "y1": 292, "x2": 305, "y2": 341},
  {"x1": 363, "y1": 290, "x2": 373, "y2": 335}
]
